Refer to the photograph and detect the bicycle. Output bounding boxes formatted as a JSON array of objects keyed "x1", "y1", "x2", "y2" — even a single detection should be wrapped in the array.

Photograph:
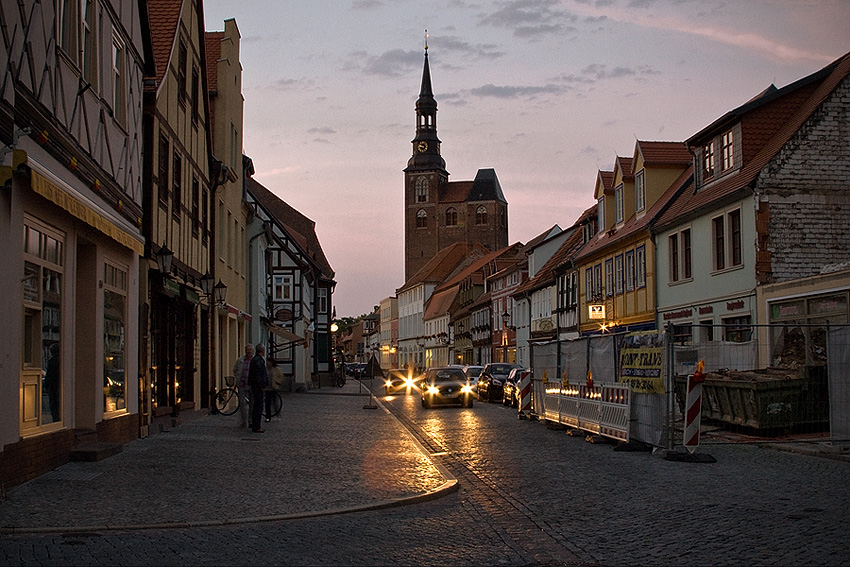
[
  {"x1": 215, "y1": 376, "x2": 244, "y2": 416},
  {"x1": 263, "y1": 389, "x2": 283, "y2": 419}
]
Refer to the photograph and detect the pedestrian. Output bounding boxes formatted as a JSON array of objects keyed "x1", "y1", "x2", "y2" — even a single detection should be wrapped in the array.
[
  {"x1": 265, "y1": 356, "x2": 285, "y2": 421},
  {"x1": 248, "y1": 344, "x2": 269, "y2": 432},
  {"x1": 233, "y1": 343, "x2": 254, "y2": 428}
]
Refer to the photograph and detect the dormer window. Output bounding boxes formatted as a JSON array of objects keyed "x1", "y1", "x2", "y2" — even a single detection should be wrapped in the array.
[
  {"x1": 614, "y1": 184, "x2": 624, "y2": 224},
  {"x1": 721, "y1": 130, "x2": 734, "y2": 171},
  {"x1": 635, "y1": 170, "x2": 645, "y2": 212},
  {"x1": 703, "y1": 141, "x2": 715, "y2": 179},
  {"x1": 597, "y1": 197, "x2": 605, "y2": 234}
]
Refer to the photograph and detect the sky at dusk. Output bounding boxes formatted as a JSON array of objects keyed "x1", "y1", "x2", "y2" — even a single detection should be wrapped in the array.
[{"x1": 202, "y1": 0, "x2": 850, "y2": 318}]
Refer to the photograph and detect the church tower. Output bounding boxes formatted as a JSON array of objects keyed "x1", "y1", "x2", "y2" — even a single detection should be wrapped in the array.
[
  {"x1": 403, "y1": 40, "x2": 509, "y2": 282},
  {"x1": 404, "y1": 40, "x2": 448, "y2": 280}
]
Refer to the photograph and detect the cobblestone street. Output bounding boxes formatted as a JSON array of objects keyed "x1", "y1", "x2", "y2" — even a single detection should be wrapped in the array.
[{"x1": 2, "y1": 385, "x2": 849, "y2": 566}]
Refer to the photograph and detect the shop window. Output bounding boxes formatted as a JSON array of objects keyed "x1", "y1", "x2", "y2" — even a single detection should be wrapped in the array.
[
  {"x1": 22, "y1": 220, "x2": 65, "y2": 431},
  {"x1": 104, "y1": 261, "x2": 128, "y2": 414},
  {"x1": 723, "y1": 315, "x2": 752, "y2": 343}
]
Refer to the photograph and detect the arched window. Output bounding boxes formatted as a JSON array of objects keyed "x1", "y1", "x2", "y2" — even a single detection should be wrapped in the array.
[
  {"x1": 416, "y1": 209, "x2": 427, "y2": 228},
  {"x1": 476, "y1": 206, "x2": 488, "y2": 225},
  {"x1": 415, "y1": 177, "x2": 428, "y2": 203},
  {"x1": 445, "y1": 207, "x2": 457, "y2": 226}
]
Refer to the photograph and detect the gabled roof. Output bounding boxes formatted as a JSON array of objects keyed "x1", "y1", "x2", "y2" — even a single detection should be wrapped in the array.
[
  {"x1": 634, "y1": 141, "x2": 691, "y2": 169},
  {"x1": 247, "y1": 176, "x2": 335, "y2": 280},
  {"x1": 594, "y1": 170, "x2": 614, "y2": 199},
  {"x1": 514, "y1": 204, "x2": 597, "y2": 297},
  {"x1": 145, "y1": 0, "x2": 183, "y2": 86},
  {"x1": 204, "y1": 31, "x2": 223, "y2": 93},
  {"x1": 397, "y1": 242, "x2": 487, "y2": 293},
  {"x1": 656, "y1": 50, "x2": 850, "y2": 231},
  {"x1": 423, "y1": 286, "x2": 459, "y2": 320},
  {"x1": 614, "y1": 156, "x2": 634, "y2": 182},
  {"x1": 435, "y1": 243, "x2": 524, "y2": 293},
  {"x1": 523, "y1": 225, "x2": 562, "y2": 253},
  {"x1": 577, "y1": 166, "x2": 693, "y2": 262}
]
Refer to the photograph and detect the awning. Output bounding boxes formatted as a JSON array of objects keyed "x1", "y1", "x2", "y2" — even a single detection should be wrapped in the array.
[
  {"x1": 268, "y1": 323, "x2": 306, "y2": 346},
  {"x1": 28, "y1": 165, "x2": 144, "y2": 255}
]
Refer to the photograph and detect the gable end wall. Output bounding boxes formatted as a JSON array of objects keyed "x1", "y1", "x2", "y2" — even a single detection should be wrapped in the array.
[{"x1": 756, "y1": 75, "x2": 850, "y2": 283}]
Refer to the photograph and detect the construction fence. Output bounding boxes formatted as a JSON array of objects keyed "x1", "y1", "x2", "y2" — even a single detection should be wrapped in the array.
[{"x1": 528, "y1": 324, "x2": 850, "y2": 449}]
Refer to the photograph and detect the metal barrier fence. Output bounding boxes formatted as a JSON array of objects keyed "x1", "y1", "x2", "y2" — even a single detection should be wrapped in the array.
[{"x1": 530, "y1": 323, "x2": 850, "y2": 449}]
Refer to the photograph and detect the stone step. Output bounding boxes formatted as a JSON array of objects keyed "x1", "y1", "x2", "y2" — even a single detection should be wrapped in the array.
[{"x1": 70, "y1": 442, "x2": 123, "y2": 462}]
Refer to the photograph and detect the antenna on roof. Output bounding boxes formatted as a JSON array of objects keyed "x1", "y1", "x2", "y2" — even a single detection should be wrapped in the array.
[{"x1": 424, "y1": 29, "x2": 429, "y2": 51}]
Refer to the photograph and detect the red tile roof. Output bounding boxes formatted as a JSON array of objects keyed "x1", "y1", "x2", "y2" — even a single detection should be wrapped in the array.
[
  {"x1": 575, "y1": 166, "x2": 693, "y2": 262},
  {"x1": 656, "y1": 50, "x2": 850, "y2": 231},
  {"x1": 145, "y1": 0, "x2": 183, "y2": 85},
  {"x1": 634, "y1": 141, "x2": 691, "y2": 169}
]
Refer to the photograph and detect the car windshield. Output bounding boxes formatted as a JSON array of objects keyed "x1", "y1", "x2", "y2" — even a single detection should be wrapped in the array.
[
  {"x1": 488, "y1": 364, "x2": 516, "y2": 376},
  {"x1": 428, "y1": 369, "x2": 466, "y2": 382},
  {"x1": 465, "y1": 367, "x2": 482, "y2": 377}
]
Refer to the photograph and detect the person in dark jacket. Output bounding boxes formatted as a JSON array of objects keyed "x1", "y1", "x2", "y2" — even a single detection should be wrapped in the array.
[{"x1": 248, "y1": 344, "x2": 269, "y2": 433}]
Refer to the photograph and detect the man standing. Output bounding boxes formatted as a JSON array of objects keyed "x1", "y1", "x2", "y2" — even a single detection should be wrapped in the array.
[
  {"x1": 233, "y1": 344, "x2": 254, "y2": 428},
  {"x1": 248, "y1": 344, "x2": 269, "y2": 433}
]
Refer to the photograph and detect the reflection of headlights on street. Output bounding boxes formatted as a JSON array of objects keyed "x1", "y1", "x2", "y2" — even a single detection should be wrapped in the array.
[
  {"x1": 427, "y1": 386, "x2": 439, "y2": 395},
  {"x1": 461, "y1": 384, "x2": 473, "y2": 394}
]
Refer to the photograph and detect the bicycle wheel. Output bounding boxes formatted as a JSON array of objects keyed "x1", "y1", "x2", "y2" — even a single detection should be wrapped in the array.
[
  {"x1": 263, "y1": 390, "x2": 283, "y2": 418},
  {"x1": 216, "y1": 388, "x2": 241, "y2": 415}
]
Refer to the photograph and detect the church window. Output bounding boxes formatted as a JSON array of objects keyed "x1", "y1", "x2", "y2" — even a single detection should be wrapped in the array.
[
  {"x1": 445, "y1": 208, "x2": 457, "y2": 226},
  {"x1": 476, "y1": 206, "x2": 488, "y2": 225},
  {"x1": 415, "y1": 177, "x2": 428, "y2": 203},
  {"x1": 416, "y1": 209, "x2": 427, "y2": 228}
]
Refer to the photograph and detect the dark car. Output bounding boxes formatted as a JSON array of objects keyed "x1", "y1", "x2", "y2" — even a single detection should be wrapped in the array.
[
  {"x1": 502, "y1": 367, "x2": 529, "y2": 407},
  {"x1": 477, "y1": 363, "x2": 521, "y2": 402},
  {"x1": 420, "y1": 367, "x2": 474, "y2": 408},
  {"x1": 384, "y1": 368, "x2": 419, "y2": 395}
]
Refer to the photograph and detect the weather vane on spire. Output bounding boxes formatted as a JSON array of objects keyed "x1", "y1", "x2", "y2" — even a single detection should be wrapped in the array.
[{"x1": 424, "y1": 29, "x2": 429, "y2": 51}]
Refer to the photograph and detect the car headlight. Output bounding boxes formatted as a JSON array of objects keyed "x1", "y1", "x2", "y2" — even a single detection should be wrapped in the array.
[
  {"x1": 461, "y1": 384, "x2": 473, "y2": 394},
  {"x1": 385, "y1": 380, "x2": 393, "y2": 388},
  {"x1": 427, "y1": 386, "x2": 439, "y2": 395}
]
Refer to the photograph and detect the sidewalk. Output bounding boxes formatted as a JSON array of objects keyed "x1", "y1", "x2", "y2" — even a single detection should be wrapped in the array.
[{"x1": 0, "y1": 381, "x2": 456, "y2": 534}]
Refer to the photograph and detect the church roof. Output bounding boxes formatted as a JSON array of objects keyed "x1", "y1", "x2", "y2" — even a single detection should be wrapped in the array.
[{"x1": 469, "y1": 169, "x2": 506, "y2": 202}]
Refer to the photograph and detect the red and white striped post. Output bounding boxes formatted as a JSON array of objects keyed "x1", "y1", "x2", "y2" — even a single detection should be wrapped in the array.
[
  {"x1": 517, "y1": 370, "x2": 532, "y2": 419},
  {"x1": 683, "y1": 360, "x2": 706, "y2": 453}
]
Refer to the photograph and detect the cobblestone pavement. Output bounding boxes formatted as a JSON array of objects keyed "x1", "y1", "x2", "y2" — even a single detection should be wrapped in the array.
[
  {"x1": 0, "y1": 381, "x2": 451, "y2": 533},
  {"x1": 1, "y1": 382, "x2": 849, "y2": 566}
]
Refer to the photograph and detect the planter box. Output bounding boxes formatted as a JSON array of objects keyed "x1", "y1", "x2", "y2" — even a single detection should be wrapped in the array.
[{"x1": 674, "y1": 367, "x2": 828, "y2": 430}]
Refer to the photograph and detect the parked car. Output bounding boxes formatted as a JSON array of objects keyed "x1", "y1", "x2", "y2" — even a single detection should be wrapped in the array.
[
  {"x1": 502, "y1": 367, "x2": 529, "y2": 407},
  {"x1": 462, "y1": 365, "x2": 483, "y2": 388},
  {"x1": 477, "y1": 363, "x2": 521, "y2": 403},
  {"x1": 384, "y1": 368, "x2": 420, "y2": 395},
  {"x1": 420, "y1": 366, "x2": 474, "y2": 408}
]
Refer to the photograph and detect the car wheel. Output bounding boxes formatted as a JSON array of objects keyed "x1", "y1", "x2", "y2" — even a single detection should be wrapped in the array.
[{"x1": 421, "y1": 397, "x2": 427, "y2": 408}]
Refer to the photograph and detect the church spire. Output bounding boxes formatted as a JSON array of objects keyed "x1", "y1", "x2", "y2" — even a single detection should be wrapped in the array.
[{"x1": 407, "y1": 31, "x2": 445, "y2": 171}]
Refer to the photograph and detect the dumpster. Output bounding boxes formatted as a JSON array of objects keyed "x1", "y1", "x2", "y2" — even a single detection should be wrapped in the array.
[{"x1": 674, "y1": 367, "x2": 828, "y2": 430}]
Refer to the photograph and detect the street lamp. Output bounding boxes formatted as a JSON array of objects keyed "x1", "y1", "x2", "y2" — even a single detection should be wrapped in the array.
[
  {"x1": 155, "y1": 243, "x2": 173, "y2": 275},
  {"x1": 213, "y1": 279, "x2": 228, "y2": 305},
  {"x1": 200, "y1": 271, "x2": 214, "y2": 295}
]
